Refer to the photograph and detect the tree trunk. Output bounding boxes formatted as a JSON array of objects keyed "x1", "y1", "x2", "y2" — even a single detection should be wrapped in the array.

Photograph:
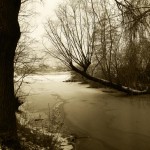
[
  {"x1": 0, "y1": 0, "x2": 21, "y2": 148},
  {"x1": 70, "y1": 63, "x2": 149, "y2": 95}
]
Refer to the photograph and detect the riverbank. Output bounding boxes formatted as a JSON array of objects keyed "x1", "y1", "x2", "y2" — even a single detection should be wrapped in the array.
[
  {"x1": 64, "y1": 72, "x2": 119, "y2": 94},
  {"x1": 64, "y1": 71, "x2": 150, "y2": 95},
  {"x1": 15, "y1": 100, "x2": 75, "y2": 150}
]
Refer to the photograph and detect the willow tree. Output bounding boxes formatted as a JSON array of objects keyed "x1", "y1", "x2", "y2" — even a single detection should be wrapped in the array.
[
  {"x1": 45, "y1": 0, "x2": 96, "y2": 72},
  {"x1": 45, "y1": 0, "x2": 149, "y2": 94},
  {"x1": 0, "y1": 0, "x2": 21, "y2": 148}
]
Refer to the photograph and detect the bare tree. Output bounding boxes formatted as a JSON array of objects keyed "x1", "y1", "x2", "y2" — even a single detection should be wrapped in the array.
[
  {"x1": 45, "y1": 0, "x2": 96, "y2": 72},
  {"x1": 14, "y1": 0, "x2": 42, "y2": 98},
  {"x1": 89, "y1": 0, "x2": 120, "y2": 82},
  {"x1": 0, "y1": 0, "x2": 21, "y2": 148},
  {"x1": 0, "y1": 0, "x2": 42, "y2": 148},
  {"x1": 45, "y1": 0, "x2": 150, "y2": 94}
]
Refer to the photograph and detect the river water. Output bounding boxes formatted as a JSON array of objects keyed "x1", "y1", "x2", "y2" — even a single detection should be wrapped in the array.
[{"x1": 21, "y1": 72, "x2": 150, "y2": 150}]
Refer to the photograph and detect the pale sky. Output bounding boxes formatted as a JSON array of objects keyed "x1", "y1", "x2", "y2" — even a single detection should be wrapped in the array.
[
  {"x1": 21, "y1": 0, "x2": 63, "y2": 66},
  {"x1": 31, "y1": 0, "x2": 62, "y2": 39}
]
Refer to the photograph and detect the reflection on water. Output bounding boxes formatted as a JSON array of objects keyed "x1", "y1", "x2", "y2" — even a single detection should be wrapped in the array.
[{"x1": 22, "y1": 72, "x2": 150, "y2": 150}]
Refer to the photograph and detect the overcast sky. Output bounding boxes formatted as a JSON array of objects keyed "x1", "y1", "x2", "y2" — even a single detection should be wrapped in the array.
[
  {"x1": 21, "y1": 0, "x2": 63, "y2": 66},
  {"x1": 31, "y1": 0, "x2": 62, "y2": 40}
]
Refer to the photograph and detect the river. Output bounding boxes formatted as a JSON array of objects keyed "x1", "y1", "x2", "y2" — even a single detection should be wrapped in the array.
[{"x1": 21, "y1": 72, "x2": 150, "y2": 150}]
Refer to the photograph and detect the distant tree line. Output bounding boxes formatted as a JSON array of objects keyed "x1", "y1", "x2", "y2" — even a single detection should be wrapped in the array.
[{"x1": 45, "y1": 0, "x2": 150, "y2": 94}]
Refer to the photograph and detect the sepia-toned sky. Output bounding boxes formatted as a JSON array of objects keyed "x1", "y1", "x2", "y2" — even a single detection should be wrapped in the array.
[
  {"x1": 31, "y1": 0, "x2": 62, "y2": 40},
  {"x1": 22, "y1": 0, "x2": 63, "y2": 66}
]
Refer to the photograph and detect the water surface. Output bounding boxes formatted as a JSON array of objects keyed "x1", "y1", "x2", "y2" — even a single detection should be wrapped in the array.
[{"x1": 22, "y1": 72, "x2": 150, "y2": 150}]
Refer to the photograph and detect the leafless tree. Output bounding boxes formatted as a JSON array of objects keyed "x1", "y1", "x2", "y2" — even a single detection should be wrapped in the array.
[
  {"x1": 14, "y1": 0, "x2": 42, "y2": 98},
  {"x1": 45, "y1": 0, "x2": 96, "y2": 72},
  {"x1": 45, "y1": 0, "x2": 150, "y2": 94},
  {"x1": 0, "y1": 0, "x2": 21, "y2": 148},
  {"x1": 0, "y1": 0, "x2": 42, "y2": 148}
]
